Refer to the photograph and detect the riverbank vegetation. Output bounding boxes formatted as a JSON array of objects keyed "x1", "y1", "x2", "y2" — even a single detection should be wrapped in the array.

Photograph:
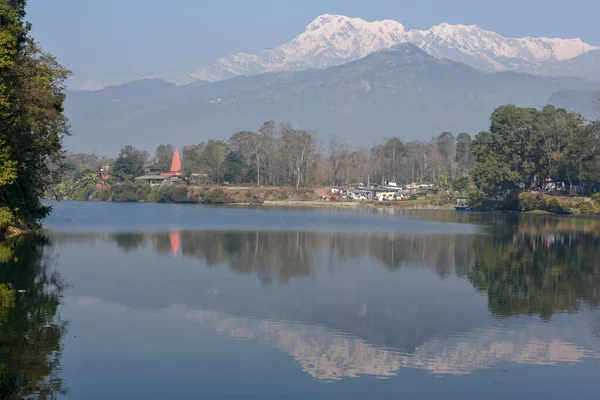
[
  {"x1": 0, "y1": 1, "x2": 69, "y2": 239},
  {"x1": 57, "y1": 103, "x2": 600, "y2": 214}
]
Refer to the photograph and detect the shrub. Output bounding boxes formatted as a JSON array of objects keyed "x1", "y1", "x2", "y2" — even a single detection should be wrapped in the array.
[
  {"x1": 113, "y1": 182, "x2": 151, "y2": 202},
  {"x1": 265, "y1": 191, "x2": 288, "y2": 201},
  {"x1": 202, "y1": 189, "x2": 227, "y2": 204},
  {"x1": 90, "y1": 186, "x2": 113, "y2": 201},
  {"x1": 147, "y1": 185, "x2": 191, "y2": 203},
  {"x1": 577, "y1": 202, "x2": 596, "y2": 216},
  {"x1": 71, "y1": 185, "x2": 94, "y2": 201},
  {"x1": 431, "y1": 192, "x2": 454, "y2": 206},
  {"x1": 0, "y1": 207, "x2": 15, "y2": 236},
  {"x1": 518, "y1": 192, "x2": 545, "y2": 212},
  {"x1": 592, "y1": 193, "x2": 600, "y2": 202},
  {"x1": 171, "y1": 185, "x2": 189, "y2": 203},
  {"x1": 466, "y1": 188, "x2": 486, "y2": 208}
]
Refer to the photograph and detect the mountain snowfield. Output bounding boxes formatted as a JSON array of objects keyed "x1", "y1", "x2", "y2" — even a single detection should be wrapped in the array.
[{"x1": 188, "y1": 14, "x2": 599, "y2": 82}]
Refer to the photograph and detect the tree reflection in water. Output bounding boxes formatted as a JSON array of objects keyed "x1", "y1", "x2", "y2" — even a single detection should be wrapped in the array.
[
  {"x1": 469, "y1": 217, "x2": 600, "y2": 320},
  {"x1": 0, "y1": 236, "x2": 68, "y2": 399},
  {"x1": 98, "y1": 215, "x2": 600, "y2": 321}
]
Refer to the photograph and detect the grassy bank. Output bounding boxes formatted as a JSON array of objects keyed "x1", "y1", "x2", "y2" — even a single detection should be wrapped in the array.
[
  {"x1": 518, "y1": 192, "x2": 600, "y2": 216},
  {"x1": 56, "y1": 183, "x2": 318, "y2": 205},
  {"x1": 52, "y1": 183, "x2": 462, "y2": 211}
]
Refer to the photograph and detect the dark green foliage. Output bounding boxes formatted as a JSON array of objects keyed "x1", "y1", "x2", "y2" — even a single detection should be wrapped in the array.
[
  {"x1": 0, "y1": 235, "x2": 68, "y2": 397},
  {"x1": 518, "y1": 192, "x2": 573, "y2": 214},
  {"x1": 0, "y1": 0, "x2": 70, "y2": 231},
  {"x1": 112, "y1": 182, "x2": 151, "y2": 202},
  {"x1": 468, "y1": 218, "x2": 600, "y2": 320},
  {"x1": 147, "y1": 185, "x2": 190, "y2": 203},
  {"x1": 471, "y1": 105, "x2": 599, "y2": 203},
  {"x1": 451, "y1": 175, "x2": 470, "y2": 193},
  {"x1": 111, "y1": 145, "x2": 148, "y2": 183},
  {"x1": 201, "y1": 189, "x2": 227, "y2": 204},
  {"x1": 0, "y1": 207, "x2": 14, "y2": 237}
]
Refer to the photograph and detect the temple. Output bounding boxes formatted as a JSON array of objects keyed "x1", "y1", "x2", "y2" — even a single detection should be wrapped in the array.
[{"x1": 135, "y1": 149, "x2": 183, "y2": 185}]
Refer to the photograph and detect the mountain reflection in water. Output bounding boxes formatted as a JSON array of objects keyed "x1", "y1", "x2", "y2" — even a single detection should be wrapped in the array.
[{"x1": 2, "y1": 212, "x2": 600, "y2": 396}]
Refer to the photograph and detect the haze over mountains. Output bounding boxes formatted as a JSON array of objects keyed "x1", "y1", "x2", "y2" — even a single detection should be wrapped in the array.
[
  {"x1": 65, "y1": 45, "x2": 598, "y2": 154},
  {"x1": 64, "y1": 14, "x2": 600, "y2": 154}
]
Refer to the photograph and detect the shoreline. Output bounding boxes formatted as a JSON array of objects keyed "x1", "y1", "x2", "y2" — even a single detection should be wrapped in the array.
[{"x1": 261, "y1": 200, "x2": 455, "y2": 210}]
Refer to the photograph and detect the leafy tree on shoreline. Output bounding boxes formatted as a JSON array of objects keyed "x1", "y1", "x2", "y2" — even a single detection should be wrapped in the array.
[{"x1": 0, "y1": 0, "x2": 70, "y2": 233}]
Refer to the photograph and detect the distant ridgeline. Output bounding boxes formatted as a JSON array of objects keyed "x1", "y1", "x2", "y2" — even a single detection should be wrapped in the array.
[{"x1": 63, "y1": 44, "x2": 599, "y2": 155}]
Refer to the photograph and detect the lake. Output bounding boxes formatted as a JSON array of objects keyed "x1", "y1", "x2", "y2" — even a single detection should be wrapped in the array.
[{"x1": 1, "y1": 201, "x2": 600, "y2": 399}]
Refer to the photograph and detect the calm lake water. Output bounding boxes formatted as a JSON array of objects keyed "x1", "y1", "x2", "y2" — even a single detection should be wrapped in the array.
[{"x1": 1, "y1": 201, "x2": 600, "y2": 399}]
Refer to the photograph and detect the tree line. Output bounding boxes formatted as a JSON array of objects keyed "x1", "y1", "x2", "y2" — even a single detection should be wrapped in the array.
[{"x1": 62, "y1": 121, "x2": 476, "y2": 190}]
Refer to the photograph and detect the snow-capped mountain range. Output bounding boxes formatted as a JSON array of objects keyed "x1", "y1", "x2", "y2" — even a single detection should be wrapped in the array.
[
  {"x1": 190, "y1": 14, "x2": 599, "y2": 82},
  {"x1": 77, "y1": 14, "x2": 600, "y2": 90}
]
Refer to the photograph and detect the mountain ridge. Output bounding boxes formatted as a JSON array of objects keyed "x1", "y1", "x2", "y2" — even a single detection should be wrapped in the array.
[
  {"x1": 75, "y1": 14, "x2": 599, "y2": 91},
  {"x1": 64, "y1": 44, "x2": 596, "y2": 154},
  {"x1": 190, "y1": 14, "x2": 599, "y2": 82}
]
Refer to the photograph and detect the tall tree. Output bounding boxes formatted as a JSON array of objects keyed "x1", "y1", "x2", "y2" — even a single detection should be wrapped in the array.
[
  {"x1": 182, "y1": 143, "x2": 205, "y2": 174},
  {"x1": 328, "y1": 136, "x2": 349, "y2": 186},
  {"x1": 0, "y1": 0, "x2": 70, "y2": 231},
  {"x1": 154, "y1": 144, "x2": 175, "y2": 172},
  {"x1": 455, "y1": 133, "x2": 473, "y2": 175},
  {"x1": 201, "y1": 139, "x2": 228, "y2": 184},
  {"x1": 112, "y1": 145, "x2": 148, "y2": 182}
]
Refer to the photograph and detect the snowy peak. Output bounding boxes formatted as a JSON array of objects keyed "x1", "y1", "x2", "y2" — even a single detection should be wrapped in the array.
[
  {"x1": 189, "y1": 14, "x2": 599, "y2": 82},
  {"x1": 412, "y1": 22, "x2": 598, "y2": 64},
  {"x1": 77, "y1": 14, "x2": 600, "y2": 90},
  {"x1": 191, "y1": 14, "x2": 410, "y2": 81}
]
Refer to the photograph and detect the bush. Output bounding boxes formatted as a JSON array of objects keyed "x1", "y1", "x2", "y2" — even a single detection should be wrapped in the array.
[
  {"x1": 171, "y1": 185, "x2": 189, "y2": 203},
  {"x1": 71, "y1": 185, "x2": 94, "y2": 201},
  {"x1": 592, "y1": 193, "x2": 600, "y2": 202},
  {"x1": 113, "y1": 182, "x2": 151, "y2": 202},
  {"x1": 466, "y1": 188, "x2": 486, "y2": 208},
  {"x1": 265, "y1": 191, "x2": 289, "y2": 201},
  {"x1": 577, "y1": 202, "x2": 596, "y2": 216},
  {"x1": 90, "y1": 186, "x2": 113, "y2": 201},
  {"x1": 202, "y1": 189, "x2": 228, "y2": 204},
  {"x1": 0, "y1": 207, "x2": 15, "y2": 236},
  {"x1": 431, "y1": 192, "x2": 454, "y2": 206},
  {"x1": 147, "y1": 185, "x2": 191, "y2": 203},
  {"x1": 518, "y1": 192, "x2": 572, "y2": 214},
  {"x1": 518, "y1": 192, "x2": 545, "y2": 212}
]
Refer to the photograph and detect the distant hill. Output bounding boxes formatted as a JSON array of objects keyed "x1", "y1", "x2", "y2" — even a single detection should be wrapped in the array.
[
  {"x1": 64, "y1": 44, "x2": 596, "y2": 155},
  {"x1": 546, "y1": 90, "x2": 600, "y2": 120}
]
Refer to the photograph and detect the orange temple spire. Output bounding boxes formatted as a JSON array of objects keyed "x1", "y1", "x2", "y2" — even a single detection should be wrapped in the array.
[{"x1": 170, "y1": 149, "x2": 182, "y2": 175}]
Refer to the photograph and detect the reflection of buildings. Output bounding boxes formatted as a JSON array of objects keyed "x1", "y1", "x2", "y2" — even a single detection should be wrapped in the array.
[{"x1": 169, "y1": 230, "x2": 180, "y2": 256}]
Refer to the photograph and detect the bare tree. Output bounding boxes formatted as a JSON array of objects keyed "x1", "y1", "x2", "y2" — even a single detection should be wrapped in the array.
[{"x1": 328, "y1": 136, "x2": 349, "y2": 186}]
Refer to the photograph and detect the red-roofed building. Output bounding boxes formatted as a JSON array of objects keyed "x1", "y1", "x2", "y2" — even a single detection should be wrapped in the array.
[{"x1": 136, "y1": 149, "x2": 184, "y2": 185}]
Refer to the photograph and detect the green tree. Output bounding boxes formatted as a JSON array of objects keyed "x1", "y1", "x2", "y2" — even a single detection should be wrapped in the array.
[
  {"x1": 0, "y1": 0, "x2": 70, "y2": 232},
  {"x1": 0, "y1": 235, "x2": 68, "y2": 398},
  {"x1": 201, "y1": 139, "x2": 228, "y2": 184},
  {"x1": 111, "y1": 145, "x2": 148, "y2": 182},
  {"x1": 154, "y1": 144, "x2": 174, "y2": 172}
]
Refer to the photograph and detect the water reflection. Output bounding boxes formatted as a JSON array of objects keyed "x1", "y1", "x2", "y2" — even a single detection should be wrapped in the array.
[
  {"x1": 50, "y1": 216, "x2": 600, "y2": 322},
  {"x1": 10, "y1": 213, "x2": 600, "y2": 393},
  {"x1": 469, "y1": 218, "x2": 600, "y2": 320},
  {"x1": 0, "y1": 236, "x2": 68, "y2": 399}
]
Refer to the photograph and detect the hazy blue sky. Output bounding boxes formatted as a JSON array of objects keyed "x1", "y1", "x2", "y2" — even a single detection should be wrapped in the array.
[{"x1": 27, "y1": 0, "x2": 600, "y2": 85}]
